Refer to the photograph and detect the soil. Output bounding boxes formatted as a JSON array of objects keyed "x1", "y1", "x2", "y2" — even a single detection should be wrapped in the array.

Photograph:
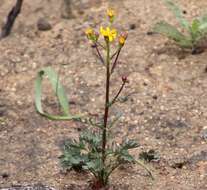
[{"x1": 0, "y1": 0, "x2": 207, "y2": 189}]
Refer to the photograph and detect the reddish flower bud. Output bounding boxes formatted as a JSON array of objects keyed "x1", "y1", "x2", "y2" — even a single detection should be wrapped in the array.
[{"x1": 122, "y1": 76, "x2": 129, "y2": 83}]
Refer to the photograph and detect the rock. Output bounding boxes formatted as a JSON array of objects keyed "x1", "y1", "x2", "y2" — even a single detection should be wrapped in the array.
[
  {"x1": 37, "y1": 18, "x2": 52, "y2": 31},
  {"x1": 129, "y1": 23, "x2": 136, "y2": 30},
  {"x1": 1, "y1": 172, "x2": 9, "y2": 179}
]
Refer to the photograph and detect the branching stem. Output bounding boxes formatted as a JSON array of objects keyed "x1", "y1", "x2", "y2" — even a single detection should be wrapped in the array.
[
  {"x1": 95, "y1": 44, "x2": 104, "y2": 64},
  {"x1": 111, "y1": 47, "x2": 122, "y2": 74},
  {"x1": 109, "y1": 81, "x2": 127, "y2": 107},
  {"x1": 102, "y1": 40, "x2": 110, "y2": 165}
]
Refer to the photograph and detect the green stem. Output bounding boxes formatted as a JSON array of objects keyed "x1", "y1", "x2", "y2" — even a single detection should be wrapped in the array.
[{"x1": 135, "y1": 159, "x2": 154, "y2": 180}]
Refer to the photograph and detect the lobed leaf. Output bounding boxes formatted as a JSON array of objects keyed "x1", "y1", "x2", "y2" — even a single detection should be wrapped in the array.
[
  {"x1": 60, "y1": 140, "x2": 88, "y2": 170},
  {"x1": 80, "y1": 130, "x2": 102, "y2": 151},
  {"x1": 120, "y1": 139, "x2": 139, "y2": 150}
]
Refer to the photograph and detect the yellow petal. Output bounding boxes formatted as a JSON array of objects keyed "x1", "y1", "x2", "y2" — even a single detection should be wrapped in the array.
[
  {"x1": 106, "y1": 27, "x2": 110, "y2": 34},
  {"x1": 112, "y1": 29, "x2": 117, "y2": 38},
  {"x1": 109, "y1": 36, "x2": 113, "y2": 42}
]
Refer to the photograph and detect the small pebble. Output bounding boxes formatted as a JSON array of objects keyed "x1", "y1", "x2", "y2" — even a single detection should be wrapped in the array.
[
  {"x1": 37, "y1": 18, "x2": 52, "y2": 31},
  {"x1": 129, "y1": 23, "x2": 136, "y2": 30},
  {"x1": 2, "y1": 172, "x2": 9, "y2": 179}
]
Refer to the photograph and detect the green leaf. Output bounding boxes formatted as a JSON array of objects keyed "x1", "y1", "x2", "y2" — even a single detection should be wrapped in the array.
[
  {"x1": 120, "y1": 153, "x2": 134, "y2": 162},
  {"x1": 34, "y1": 67, "x2": 82, "y2": 120},
  {"x1": 112, "y1": 139, "x2": 138, "y2": 164},
  {"x1": 191, "y1": 19, "x2": 200, "y2": 34},
  {"x1": 60, "y1": 139, "x2": 88, "y2": 171},
  {"x1": 153, "y1": 21, "x2": 192, "y2": 48},
  {"x1": 164, "y1": 0, "x2": 189, "y2": 30},
  {"x1": 199, "y1": 22, "x2": 207, "y2": 31},
  {"x1": 84, "y1": 159, "x2": 102, "y2": 172},
  {"x1": 199, "y1": 14, "x2": 207, "y2": 24},
  {"x1": 190, "y1": 19, "x2": 203, "y2": 43},
  {"x1": 80, "y1": 130, "x2": 102, "y2": 152},
  {"x1": 153, "y1": 21, "x2": 184, "y2": 41},
  {"x1": 191, "y1": 17, "x2": 207, "y2": 45},
  {"x1": 198, "y1": 15, "x2": 207, "y2": 33},
  {"x1": 121, "y1": 139, "x2": 139, "y2": 150}
]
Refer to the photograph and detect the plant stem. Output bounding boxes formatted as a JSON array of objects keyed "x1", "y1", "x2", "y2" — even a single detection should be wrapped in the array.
[
  {"x1": 136, "y1": 159, "x2": 154, "y2": 180},
  {"x1": 97, "y1": 41, "x2": 106, "y2": 50},
  {"x1": 102, "y1": 40, "x2": 110, "y2": 165},
  {"x1": 95, "y1": 44, "x2": 104, "y2": 64},
  {"x1": 109, "y1": 81, "x2": 126, "y2": 106},
  {"x1": 111, "y1": 47, "x2": 121, "y2": 74},
  {"x1": 110, "y1": 49, "x2": 119, "y2": 60}
]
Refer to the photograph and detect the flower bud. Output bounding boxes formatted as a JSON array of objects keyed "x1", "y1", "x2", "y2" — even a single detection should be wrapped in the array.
[
  {"x1": 107, "y1": 8, "x2": 115, "y2": 23},
  {"x1": 122, "y1": 76, "x2": 129, "y2": 83},
  {"x1": 119, "y1": 32, "x2": 128, "y2": 46},
  {"x1": 85, "y1": 28, "x2": 99, "y2": 42},
  {"x1": 85, "y1": 28, "x2": 93, "y2": 37}
]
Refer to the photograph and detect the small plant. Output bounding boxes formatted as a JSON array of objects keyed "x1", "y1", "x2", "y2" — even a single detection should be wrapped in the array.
[
  {"x1": 153, "y1": 0, "x2": 207, "y2": 54},
  {"x1": 35, "y1": 8, "x2": 152, "y2": 189}
]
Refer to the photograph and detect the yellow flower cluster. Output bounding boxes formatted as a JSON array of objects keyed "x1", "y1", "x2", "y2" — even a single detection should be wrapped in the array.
[{"x1": 85, "y1": 9, "x2": 128, "y2": 46}]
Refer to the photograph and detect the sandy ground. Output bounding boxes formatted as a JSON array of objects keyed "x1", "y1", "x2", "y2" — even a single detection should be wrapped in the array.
[{"x1": 0, "y1": 0, "x2": 207, "y2": 189}]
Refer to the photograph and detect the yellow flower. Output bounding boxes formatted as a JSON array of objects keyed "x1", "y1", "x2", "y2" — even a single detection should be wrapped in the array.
[
  {"x1": 85, "y1": 28, "x2": 93, "y2": 36},
  {"x1": 119, "y1": 32, "x2": 128, "y2": 46},
  {"x1": 100, "y1": 26, "x2": 117, "y2": 42},
  {"x1": 107, "y1": 8, "x2": 115, "y2": 23},
  {"x1": 85, "y1": 28, "x2": 99, "y2": 42},
  {"x1": 107, "y1": 8, "x2": 115, "y2": 17}
]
